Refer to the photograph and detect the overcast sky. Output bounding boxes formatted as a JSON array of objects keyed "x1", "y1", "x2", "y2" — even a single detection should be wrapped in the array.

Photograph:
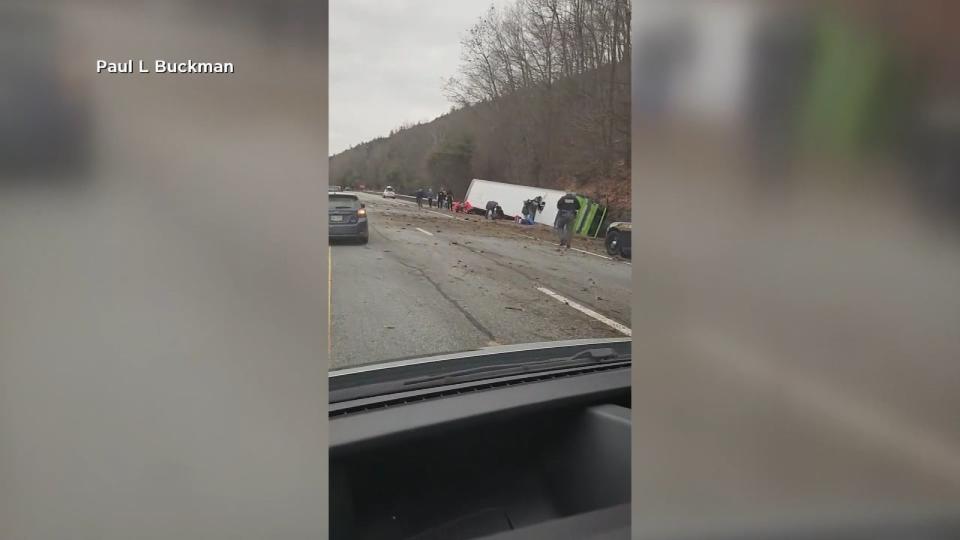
[{"x1": 330, "y1": 0, "x2": 502, "y2": 155}]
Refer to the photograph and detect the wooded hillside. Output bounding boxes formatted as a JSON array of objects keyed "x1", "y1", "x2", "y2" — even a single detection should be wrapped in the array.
[{"x1": 330, "y1": 0, "x2": 631, "y2": 218}]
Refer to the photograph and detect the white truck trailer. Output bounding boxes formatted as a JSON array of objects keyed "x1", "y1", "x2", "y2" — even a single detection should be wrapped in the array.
[{"x1": 463, "y1": 179, "x2": 570, "y2": 225}]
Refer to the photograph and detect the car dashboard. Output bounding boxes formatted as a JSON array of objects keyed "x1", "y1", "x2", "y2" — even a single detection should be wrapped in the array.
[{"x1": 329, "y1": 361, "x2": 631, "y2": 540}]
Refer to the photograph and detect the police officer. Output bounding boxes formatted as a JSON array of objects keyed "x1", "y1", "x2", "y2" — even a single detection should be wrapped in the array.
[{"x1": 555, "y1": 192, "x2": 581, "y2": 248}]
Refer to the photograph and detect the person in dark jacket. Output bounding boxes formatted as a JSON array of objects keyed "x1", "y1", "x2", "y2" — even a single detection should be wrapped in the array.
[
  {"x1": 528, "y1": 196, "x2": 544, "y2": 223},
  {"x1": 485, "y1": 200, "x2": 500, "y2": 220},
  {"x1": 555, "y1": 193, "x2": 581, "y2": 248}
]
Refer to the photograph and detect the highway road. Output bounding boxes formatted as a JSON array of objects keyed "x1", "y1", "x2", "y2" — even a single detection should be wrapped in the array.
[
  {"x1": 329, "y1": 192, "x2": 631, "y2": 369},
  {"x1": 4, "y1": 2, "x2": 960, "y2": 538}
]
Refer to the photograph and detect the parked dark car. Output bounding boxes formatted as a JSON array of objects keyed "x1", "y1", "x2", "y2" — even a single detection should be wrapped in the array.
[
  {"x1": 329, "y1": 193, "x2": 368, "y2": 244},
  {"x1": 604, "y1": 222, "x2": 631, "y2": 258}
]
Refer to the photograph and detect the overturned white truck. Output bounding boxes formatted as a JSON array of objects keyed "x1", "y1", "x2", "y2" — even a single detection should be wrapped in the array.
[
  {"x1": 463, "y1": 179, "x2": 569, "y2": 226},
  {"x1": 464, "y1": 178, "x2": 629, "y2": 238},
  {"x1": 463, "y1": 179, "x2": 625, "y2": 256}
]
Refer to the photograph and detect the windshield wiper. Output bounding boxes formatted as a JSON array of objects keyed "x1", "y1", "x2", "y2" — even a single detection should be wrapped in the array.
[
  {"x1": 403, "y1": 347, "x2": 626, "y2": 385},
  {"x1": 329, "y1": 346, "x2": 630, "y2": 404}
]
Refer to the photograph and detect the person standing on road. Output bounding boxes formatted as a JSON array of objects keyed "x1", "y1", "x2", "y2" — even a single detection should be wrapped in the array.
[
  {"x1": 437, "y1": 189, "x2": 446, "y2": 210},
  {"x1": 531, "y1": 196, "x2": 544, "y2": 223},
  {"x1": 524, "y1": 196, "x2": 544, "y2": 223},
  {"x1": 416, "y1": 189, "x2": 424, "y2": 209},
  {"x1": 555, "y1": 192, "x2": 581, "y2": 248}
]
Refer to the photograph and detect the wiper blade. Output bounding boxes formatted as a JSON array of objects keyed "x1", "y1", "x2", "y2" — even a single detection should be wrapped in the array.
[
  {"x1": 328, "y1": 345, "x2": 630, "y2": 404},
  {"x1": 404, "y1": 347, "x2": 625, "y2": 385}
]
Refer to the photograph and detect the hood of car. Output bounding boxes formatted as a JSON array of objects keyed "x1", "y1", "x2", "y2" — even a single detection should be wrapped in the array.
[{"x1": 608, "y1": 222, "x2": 631, "y2": 231}]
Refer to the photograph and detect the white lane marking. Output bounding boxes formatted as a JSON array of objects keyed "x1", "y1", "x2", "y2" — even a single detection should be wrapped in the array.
[
  {"x1": 415, "y1": 227, "x2": 434, "y2": 236},
  {"x1": 425, "y1": 209, "x2": 455, "y2": 219},
  {"x1": 536, "y1": 287, "x2": 631, "y2": 336},
  {"x1": 511, "y1": 232, "x2": 630, "y2": 264},
  {"x1": 570, "y1": 246, "x2": 611, "y2": 260},
  {"x1": 688, "y1": 328, "x2": 960, "y2": 485}
]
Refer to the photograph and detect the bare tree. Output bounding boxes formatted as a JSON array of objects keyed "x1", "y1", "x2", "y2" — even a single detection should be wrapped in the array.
[{"x1": 335, "y1": 0, "x2": 630, "y2": 214}]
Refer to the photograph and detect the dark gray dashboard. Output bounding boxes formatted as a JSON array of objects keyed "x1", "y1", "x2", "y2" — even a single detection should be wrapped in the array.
[{"x1": 329, "y1": 365, "x2": 631, "y2": 540}]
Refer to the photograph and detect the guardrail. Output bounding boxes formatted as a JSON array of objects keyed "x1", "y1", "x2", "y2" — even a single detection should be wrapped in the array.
[{"x1": 361, "y1": 190, "x2": 420, "y2": 203}]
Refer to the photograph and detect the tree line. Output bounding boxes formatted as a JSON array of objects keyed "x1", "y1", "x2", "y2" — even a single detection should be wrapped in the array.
[{"x1": 330, "y1": 0, "x2": 631, "y2": 217}]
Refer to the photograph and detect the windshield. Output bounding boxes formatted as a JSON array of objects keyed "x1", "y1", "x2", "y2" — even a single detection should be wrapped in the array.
[{"x1": 328, "y1": 0, "x2": 631, "y2": 375}]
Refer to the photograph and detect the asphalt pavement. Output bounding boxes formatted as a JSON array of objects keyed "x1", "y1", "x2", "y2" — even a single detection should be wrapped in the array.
[{"x1": 329, "y1": 193, "x2": 631, "y2": 369}]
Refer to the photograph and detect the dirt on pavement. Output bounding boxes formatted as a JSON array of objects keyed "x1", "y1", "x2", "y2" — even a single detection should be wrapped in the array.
[{"x1": 369, "y1": 197, "x2": 622, "y2": 259}]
